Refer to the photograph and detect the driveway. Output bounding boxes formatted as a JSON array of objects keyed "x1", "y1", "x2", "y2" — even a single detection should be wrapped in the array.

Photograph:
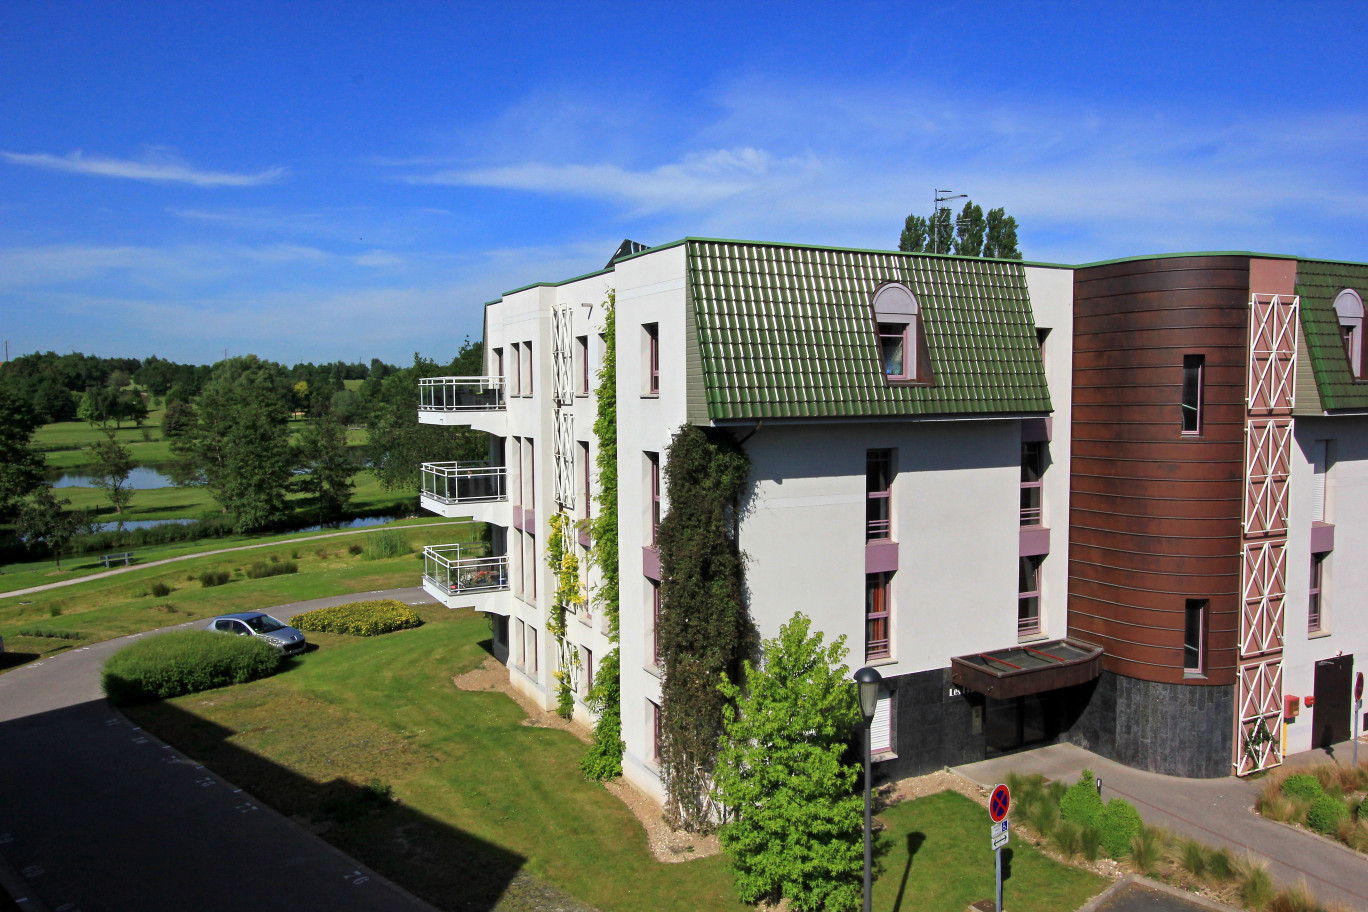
[
  {"x1": 956, "y1": 741, "x2": 1368, "y2": 910},
  {"x1": 0, "y1": 587, "x2": 440, "y2": 912}
]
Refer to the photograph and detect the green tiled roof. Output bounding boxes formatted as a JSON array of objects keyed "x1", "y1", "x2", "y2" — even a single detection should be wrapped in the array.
[
  {"x1": 686, "y1": 240, "x2": 1052, "y2": 421},
  {"x1": 1297, "y1": 259, "x2": 1368, "y2": 411}
]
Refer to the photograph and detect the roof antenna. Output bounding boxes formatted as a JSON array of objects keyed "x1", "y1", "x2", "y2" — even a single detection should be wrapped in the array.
[{"x1": 933, "y1": 190, "x2": 966, "y2": 254}]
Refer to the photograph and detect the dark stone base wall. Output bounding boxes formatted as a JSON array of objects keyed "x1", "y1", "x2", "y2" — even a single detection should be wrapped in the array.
[
  {"x1": 1065, "y1": 672, "x2": 1233, "y2": 778},
  {"x1": 873, "y1": 666, "x2": 1234, "y2": 781}
]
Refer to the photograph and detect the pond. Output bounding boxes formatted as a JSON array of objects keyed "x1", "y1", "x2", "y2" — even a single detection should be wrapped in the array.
[
  {"x1": 50, "y1": 465, "x2": 176, "y2": 489},
  {"x1": 86, "y1": 514, "x2": 401, "y2": 534}
]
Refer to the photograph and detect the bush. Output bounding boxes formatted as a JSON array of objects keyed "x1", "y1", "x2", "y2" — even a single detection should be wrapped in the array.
[
  {"x1": 198, "y1": 569, "x2": 230, "y2": 588},
  {"x1": 1130, "y1": 827, "x2": 1165, "y2": 875},
  {"x1": 1099, "y1": 797, "x2": 1143, "y2": 859},
  {"x1": 1178, "y1": 837, "x2": 1207, "y2": 877},
  {"x1": 1237, "y1": 857, "x2": 1276, "y2": 909},
  {"x1": 150, "y1": 581, "x2": 173, "y2": 598},
  {"x1": 1306, "y1": 794, "x2": 1349, "y2": 835},
  {"x1": 246, "y1": 560, "x2": 298, "y2": 579},
  {"x1": 1359, "y1": 795, "x2": 1368, "y2": 821},
  {"x1": 1050, "y1": 819, "x2": 1083, "y2": 857},
  {"x1": 1060, "y1": 775, "x2": 1104, "y2": 829},
  {"x1": 290, "y1": 600, "x2": 423, "y2": 636},
  {"x1": 1282, "y1": 773, "x2": 1323, "y2": 802},
  {"x1": 16, "y1": 626, "x2": 84, "y2": 640},
  {"x1": 362, "y1": 530, "x2": 412, "y2": 560},
  {"x1": 101, "y1": 630, "x2": 281, "y2": 704}
]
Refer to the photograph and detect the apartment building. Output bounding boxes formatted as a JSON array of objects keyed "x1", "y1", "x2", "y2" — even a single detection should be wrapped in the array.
[{"x1": 418, "y1": 239, "x2": 1367, "y2": 793}]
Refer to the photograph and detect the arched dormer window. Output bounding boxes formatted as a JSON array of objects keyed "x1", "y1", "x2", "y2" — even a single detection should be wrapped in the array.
[
  {"x1": 872, "y1": 282, "x2": 925, "y2": 383},
  {"x1": 1334, "y1": 288, "x2": 1364, "y2": 379}
]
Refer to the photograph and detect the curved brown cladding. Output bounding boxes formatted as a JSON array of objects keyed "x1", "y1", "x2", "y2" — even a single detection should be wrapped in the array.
[{"x1": 1069, "y1": 256, "x2": 1249, "y2": 686}]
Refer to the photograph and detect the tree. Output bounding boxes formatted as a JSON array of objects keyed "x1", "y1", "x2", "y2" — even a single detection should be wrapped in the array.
[
  {"x1": 89, "y1": 431, "x2": 135, "y2": 515},
  {"x1": 161, "y1": 398, "x2": 194, "y2": 438},
  {"x1": 169, "y1": 355, "x2": 294, "y2": 532},
  {"x1": 953, "y1": 201, "x2": 986, "y2": 257},
  {"x1": 293, "y1": 409, "x2": 355, "y2": 524},
  {"x1": 929, "y1": 206, "x2": 954, "y2": 255},
  {"x1": 713, "y1": 614, "x2": 863, "y2": 912},
  {"x1": 17, "y1": 487, "x2": 85, "y2": 569},
  {"x1": 657, "y1": 423, "x2": 754, "y2": 832},
  {"x1": 0, "y1": 387, "x2": 45, "y2": 522},
  {"x1": 983, "y1": 207, "x2": 1022, "y2": 259},
  {"x1": 897, "y1": 214, "x2": 928, "y2": 253}
]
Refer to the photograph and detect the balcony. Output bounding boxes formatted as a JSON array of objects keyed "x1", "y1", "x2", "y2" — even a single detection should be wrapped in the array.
[
  {"x1": 422, "y1": 544, "x2": 510, "y2": 615},
  {"x1": 420, "y1": 462, "x2": 509, "y2": 525},
  {"x1": 417, "y1": 377, "x2": 506, "y2": 435}
]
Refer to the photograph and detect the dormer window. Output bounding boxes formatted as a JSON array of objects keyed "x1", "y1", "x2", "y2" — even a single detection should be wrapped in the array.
[
  {"x1": 1334, "y1": 288, "x2": 1364, "y2": 378},
  {"x1": 872, "y1": 282, "x2": 926, "y2": 383}
]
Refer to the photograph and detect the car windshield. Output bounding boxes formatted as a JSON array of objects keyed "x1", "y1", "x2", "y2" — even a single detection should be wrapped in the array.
[{"x1": 243, "y1": 615, "x2": 286, "y2": 633}]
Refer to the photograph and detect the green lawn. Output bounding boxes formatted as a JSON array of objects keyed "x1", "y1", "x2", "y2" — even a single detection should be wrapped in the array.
[
  {"x1": 0, "y1": 522, "x2": 478, "y2": 662},
  {"x1": 34, "y1": 412, "x2": 172, "y2": 468},
  {"x1": 125, "y1": 610, "x2": 1110, "y2": 912}
]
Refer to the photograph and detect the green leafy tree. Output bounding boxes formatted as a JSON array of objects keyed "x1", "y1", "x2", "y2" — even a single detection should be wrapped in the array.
[
  {"x1": 953, "y1": 201, "x2": 986, "y2": 256},
  {"x1": 929, "y1": 206, "x2": 954, "y2": 254},
  {"x1": 0, "y1": 387, "x2": 45, "y2": 522},
  {"x1": 983, "y1": 207, "x2": 1021, "y2": 259},
  {"x1": 161, "y1": 398, "x2": 194, "y2": 438},
  {"x1": 713, "y1": 614, "x2": 863, "y2": 912},
  {"x1": 89, "y1": 431, "x2": 135, "y2": 515},
  {"x1": 77, "y1": 386, "x2": 116, "y2": 427},
  {"x1": 657, "y1": 423, "x2": 753, "y2": 832},
  {"x1": 293, "y1": 408, "x2": 355, "y2": 524},
  {"x1": 169, "y1": 355, "x2": 294, "y2": 532},
  {"x1": 17, "y1": 487, "x2": 85, "y2": 569},
  {"x1": 897, "y1": 214, "x2": 928, "y2": 253}
]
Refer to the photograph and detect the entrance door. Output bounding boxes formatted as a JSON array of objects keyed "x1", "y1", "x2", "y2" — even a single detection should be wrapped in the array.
[
  {"x1": 984, "y1": 693, "x2": 1060, "y2": 758},
  {"x1": 1312, "y1": 656, "x2": 1354, "y2": 749}
]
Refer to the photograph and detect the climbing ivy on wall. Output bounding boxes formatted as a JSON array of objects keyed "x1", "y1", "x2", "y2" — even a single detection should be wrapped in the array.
[
  {"x1": 546, "y1": 512, "x2": 584, "y2": 719},
  {"x1": 657, "y1": 423, "x2": 753, "y2": 832},
  {"x1": 582, "y1": 290, "x2": 624, "y2": 778}
]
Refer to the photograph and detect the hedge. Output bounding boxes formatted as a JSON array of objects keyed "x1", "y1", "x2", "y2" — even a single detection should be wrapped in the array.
[
  {"x1": 290, "y1": 600, "x2": 423, "y2": 637},
  {"x1": 1060, "y1": 775, "x2": 1104, "y2": 828},
  {"x1": 1099, "y1": 798, "x2": 1143, "y2": 858},
  {"x1": 102, "y1": 631, "x2": 281, "y2": 705},
  {"x1": 1306, "y1": 794, "x2": 1349, "y2": 835},
  {"x1": 1281, "y1": 773, "x2": 1323, "y2": 802}
]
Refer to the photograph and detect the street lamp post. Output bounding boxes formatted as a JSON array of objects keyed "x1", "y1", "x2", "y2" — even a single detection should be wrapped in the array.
[{"x1": 854, "y1": 666, "x2": 883, "y2": 912}]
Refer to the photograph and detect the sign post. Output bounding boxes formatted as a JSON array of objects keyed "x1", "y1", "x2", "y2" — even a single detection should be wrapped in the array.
[
  {"x1": 989, "y1": 784, "x2": 1011, "y2": 912},
  {"x1": 1355, "y1": 672, "x2": 1364, "y2": 770}
]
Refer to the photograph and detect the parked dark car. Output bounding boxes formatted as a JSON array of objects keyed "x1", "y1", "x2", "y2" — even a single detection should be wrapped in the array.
[{"x1": 206, "y1": 612, "x2": 307, "y2": 656}]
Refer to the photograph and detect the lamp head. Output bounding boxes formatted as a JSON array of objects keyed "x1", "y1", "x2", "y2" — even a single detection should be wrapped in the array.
[{"x1": 853, "y1": 666, "x2": 883, "y2": 722}]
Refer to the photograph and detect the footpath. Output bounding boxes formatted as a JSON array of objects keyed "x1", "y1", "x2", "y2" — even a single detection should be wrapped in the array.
[{"x1": 955, "y1": 741, "x2": 1368, "y2": 910}]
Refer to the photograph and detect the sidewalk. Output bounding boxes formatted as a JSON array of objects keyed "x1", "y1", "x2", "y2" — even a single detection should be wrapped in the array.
[{"x1": 954, "y1": 740, "x2": 1368, "y2": 910}]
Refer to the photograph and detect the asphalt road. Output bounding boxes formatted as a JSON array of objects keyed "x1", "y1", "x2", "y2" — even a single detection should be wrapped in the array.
[{"x1": 0, "y1": 587, "x2": 439, "y2": 912}]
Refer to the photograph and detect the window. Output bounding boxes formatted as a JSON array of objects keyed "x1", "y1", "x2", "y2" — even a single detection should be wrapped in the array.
[
  {"x1": 1020, "y1": 442, "x2": 1045, "y2": 527},
  {"x1": 1334, "y1": 289, "x2": 1364, "y2": 378},
  {"x1": 528, "y1": 626, "x2": 538, "y2": 675},
  {"x1": 524, "y1": 342, "x2": 533, "y2": 396},
  {"x1": 649, "y1": 700, "x2": 662, "y2": 764},
  {"x1": 576, "y1": 335, "x2": 590, "y2": 395},
  {"x1": 643, "y1": 323, "x2": 660, "y2": 394},
  {"x1": 651, "y1": 580, "x2": 661, "y2": 668},
  {"x1": 1308, "y1": 555, "x2": 1324, "y2": 633},
  {"x1": 494, "y1": 615, "x2": 508, "y2": 647},
  {"x1": 493, "y1": 347, "x2": 504, "y2": 386},
  {"x1": 866, "y1": 449, "x2": 893, "y2": 541},
  {"x1": 509, "y1": 343, "x2": 521, "y2": 397},
  {"x1": 1311, "y1": 439, "x2": 1329, "y2": 522},
  {"x1": 511, "y1": 529, "x2": 523, "y2": 597},
  {"x1": 872, "y1": 283, "x2": 921, "y2": 382},
  {"x1": 1184, "y1": 599, "x2": 1206, "y2": 674},
  {"x1": 527, "y1": 534, "x2": 536, "y2": 603},
  {"x1": 525, "y1": 438, "x2": 534, "y2": 509},
  {"x1": 1018, "y1": 556, "x2": 1042, "y2": 636},
  {"x1": 579, "y1": 441, "x2": 591, "y2": 520},
  {"x1": 870, "y1": 692, "x2": 894, "y2": 755},
  {"x1": 583, "y1": 646, "x2": 594, "y2": 693},
  {"x1": 515, "y1": 619, "x2": 526, "y2": 667},
  {"x1": 510, "y1": 437, "x2": 521, "y2": 506},
  {"x1": 647, "y1": 451, "x2": 661, "y2": 545},
  {"x1": 1181, "y1": 355, "x2": 1204, "y2": 435},
  {"x1": 865, "y1": 573, "x2": 891, "y2": 661}
]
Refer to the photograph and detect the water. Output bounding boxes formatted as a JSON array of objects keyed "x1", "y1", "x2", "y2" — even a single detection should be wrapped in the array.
[
  {"x1": 293, "y1": 515, "x2": 399, "y2": 534},
  {"x1": 51, "y1": 466, "x2": 175, "y2": 489},
  {"x1": 88, "y1": 518, "x2": 197, "y2": 532},
  {"x1": 86, "y1": 514, "x2": 399, "y2": 535}
]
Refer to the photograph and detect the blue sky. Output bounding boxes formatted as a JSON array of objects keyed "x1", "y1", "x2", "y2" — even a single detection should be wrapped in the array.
[{"x1": 2, "y1": 1, "x2": 1365, "y2": 365}]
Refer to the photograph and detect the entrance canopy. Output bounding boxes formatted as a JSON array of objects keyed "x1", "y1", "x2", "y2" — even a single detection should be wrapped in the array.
[{"x1": 951, "y1": 639, "x2": 1104, "y2": 700}]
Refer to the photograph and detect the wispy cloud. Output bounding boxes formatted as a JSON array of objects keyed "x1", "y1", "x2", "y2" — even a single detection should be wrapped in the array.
[{"x1": 1, "y1": 149, "x2": 284, "y2": 187}]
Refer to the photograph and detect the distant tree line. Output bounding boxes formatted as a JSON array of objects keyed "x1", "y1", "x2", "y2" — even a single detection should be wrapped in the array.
[{"x1": 899, "y1": 199, "x2": 1021, "y2": 259}]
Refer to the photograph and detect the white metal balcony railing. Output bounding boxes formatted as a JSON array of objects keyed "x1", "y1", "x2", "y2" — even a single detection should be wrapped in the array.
[
  {"x1": 418, "y1": 376, "x2": 505, "y2": 412},
  {"x1": 423, "y1": 544, "x2": 509, "y2": 596},
  {"x1": 420, "y1": 462, "x2": 506, "y2": 505}
]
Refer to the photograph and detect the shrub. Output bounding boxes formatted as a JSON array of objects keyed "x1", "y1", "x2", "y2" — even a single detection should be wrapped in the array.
[
  {"x1": 198, "y1": 569, "x2": 230, "y2": 588},
  {"x1": 290, "y1": 600, "x2": 423, "y2": 637},
  {"x1": 1178, "y1": 837, "x2": 1207, "y2": 878},
  {"x1": 246, "y1": 560, "x2": 298, "y2": 579},
  {"x1": 150, "y1": 581, "x2": 173, "y2": 598},
  {"x1": 348, "y1": 543, "x2": 363, "y2": 555},
  {"x1": 1282, "y1": 773, "x2": 1323, "y2": 802},
  {"x1": 1050, "y1": 819, "x2": 1083, "y2": 858},
  {"x1": 16, "y1": 626, "x2": 84, "y2": 640},
  {"x1": 362, "y1": 530, "x2": 412, "y2": 560},
  {"x1": 1099, "y1": 797, "x2": 1143, "y2": 859},
  {"x1": 1208, "y1": 846, "x2": 1236, "y2": 882},
  {"x1": 290, "y1": 549, "x2": 300, "y2": 559},
  {"x1": 1359, "y1": 795, "x2": 1368, "y2": 821},
  {"x1": 1268, "y1": 880, "x2": 1322, "y2": 912},
  {"x1": 1060, "y1": 775, "x2": 1104, "y2": 828},
  {"x1": 1079, "y1": 824, "x2": 1103, "y2": 862},
  {"x1": 1306, "y1": 794, "x2": 1349, "y2": 835},
  {"x1": 1022, "y1": 793, "x2": 1061, "y2": 837},
  {"x1": 101, "y1": 630, "x2": 280, "y2": 704},
  {"x1": 1130, "y1": 827, "x2": 1165, "y2": 875},
  {"x1": 49, "y1": 605, "x2": 62, "y2": 617},
  {"x1": 1237, "y1": 856, "x2": 1276, "y2": 909}
]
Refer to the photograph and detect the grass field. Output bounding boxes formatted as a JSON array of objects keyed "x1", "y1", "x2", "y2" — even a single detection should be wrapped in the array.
[
  {"x1": 125, "y1": 608, "x2": 1110, "y2": 912},
  {"x1": 34, "y1": 410, "x2": 172, "y2": 468},
  {"x1": 0, "y1": 521, "x2": 478, "y2": 663}
]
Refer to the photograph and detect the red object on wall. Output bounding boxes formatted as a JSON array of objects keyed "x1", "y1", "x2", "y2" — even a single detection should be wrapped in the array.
[
  {"x1": 1284, "y1": 694, "x2": 1300, "y2": 721},
  {"x1": 1304, "y1": 695, "x2": 1316, "y2": 708}
]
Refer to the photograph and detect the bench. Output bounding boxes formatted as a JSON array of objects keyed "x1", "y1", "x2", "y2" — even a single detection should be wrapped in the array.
[{"x1": 100, "y1": 552, "x2": 135, "y2": 568}]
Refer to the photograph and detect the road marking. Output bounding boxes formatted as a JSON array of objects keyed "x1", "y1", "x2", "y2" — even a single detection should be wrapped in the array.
[
  {"x1": 234, "y1": 802, "x2": 258, "y2": 814},
  {"x1": 131, "y1": 736, "x2": 149, "y2": 745},
  {"x1": 21, "y1": 865, "x2": 43, "y2": 878},
  {"x1": 194, "y1": 777, "x2": 214, "y2": 788},
  {"x1": 343, "y1": 870, "x2": 370, "y2": 886}
]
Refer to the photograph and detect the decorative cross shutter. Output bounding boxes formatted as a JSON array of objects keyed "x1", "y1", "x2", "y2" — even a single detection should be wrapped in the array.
[{"x1": 870, "y1": 693, "x2": 893, "y2": 754}]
